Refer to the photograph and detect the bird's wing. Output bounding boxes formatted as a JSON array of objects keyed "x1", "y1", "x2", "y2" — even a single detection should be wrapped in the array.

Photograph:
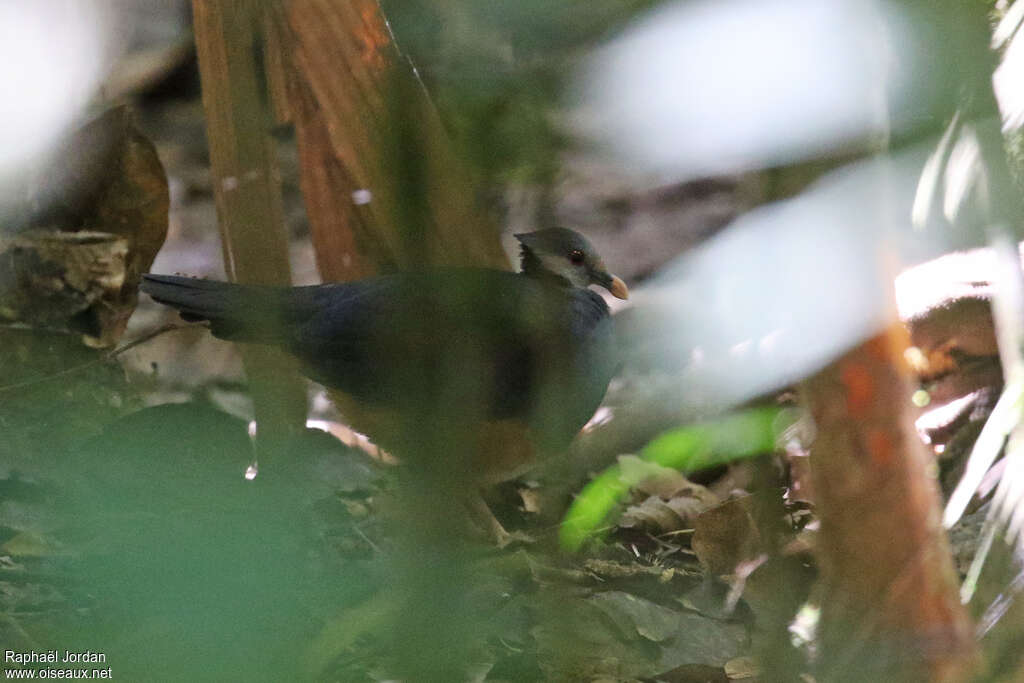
[
  {"x1": 143, "y1": 270, "x2": 618, "y2": 451},
  {"x1": 287, "y1": 270, "x2": 583, "y2": 418}
]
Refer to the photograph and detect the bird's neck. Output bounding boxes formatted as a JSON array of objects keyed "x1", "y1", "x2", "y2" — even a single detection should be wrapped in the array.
[{"x1": 519, "y1": 247, "x2": 573, "y2": 290}]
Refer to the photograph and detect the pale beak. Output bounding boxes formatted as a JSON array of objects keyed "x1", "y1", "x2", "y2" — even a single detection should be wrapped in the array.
[
  {"x1": 608, "y1": 275, "x2": 629, "y2": 300},
  {"x1": 592, "y1": 266, "x2": 629, "y2": 300}
]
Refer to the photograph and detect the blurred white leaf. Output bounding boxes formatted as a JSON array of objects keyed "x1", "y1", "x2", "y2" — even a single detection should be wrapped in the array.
[
  {"x1": 580, "y1": 0, "x2": 928, "y2": 179},
  {"x1": 994, "y1": 0, "x2": 1024, "y2": 131},
  {"x1": 911, "y1": 113, "x2": 962, "y2": 231},
  {"x1": 992, "y1": 0, "x2": 1024, "y2": 49},
  {"x1": 625, "y1": 145, "x2": 982, "y2": 409},
  {"x1": 0, "y1": 1, "x2": 115, "y2": 181},
  {"x1": 957, "y1": 380, "x2": 1024, "y2": 604},
  {"x1": 945, "y1": 379, "x2": 1024, "y2": 530}
]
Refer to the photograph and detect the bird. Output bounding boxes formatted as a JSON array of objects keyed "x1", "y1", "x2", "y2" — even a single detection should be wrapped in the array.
[{"x1": 141, "y1": 228, "x2": 628, "y2": 540}]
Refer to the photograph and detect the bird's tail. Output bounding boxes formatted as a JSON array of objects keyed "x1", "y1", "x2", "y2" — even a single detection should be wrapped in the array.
[{"x1": 140, "y1": 274, "x2": 296, "y2": 345}]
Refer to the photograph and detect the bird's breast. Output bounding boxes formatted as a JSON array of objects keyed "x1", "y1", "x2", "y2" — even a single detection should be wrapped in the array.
[{"x1": 327, "y1": 389, "x2": 537, "y2": 485}]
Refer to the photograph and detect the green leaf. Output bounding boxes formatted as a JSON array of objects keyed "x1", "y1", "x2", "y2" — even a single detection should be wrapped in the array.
[{"x1": 560, "y1": 406, "x2": 796, "y2": 551}]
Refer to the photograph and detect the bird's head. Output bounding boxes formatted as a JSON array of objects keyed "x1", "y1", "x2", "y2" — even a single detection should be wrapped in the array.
[{"x1": 514, "y1": 228, "x2": 629, "y2": 300}]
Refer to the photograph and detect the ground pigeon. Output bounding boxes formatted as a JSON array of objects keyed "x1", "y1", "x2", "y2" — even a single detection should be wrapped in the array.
[{"x1": 141, "y1": 228, "x2": 628, "y2": 535}]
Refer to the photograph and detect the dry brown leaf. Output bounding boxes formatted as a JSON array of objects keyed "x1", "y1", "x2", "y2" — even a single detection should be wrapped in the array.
[
  {"x1": 691, "y1": 496, "x2": 763, "y2": 577},
  {"x1": 724, "y1": 655, "x2": 760, "y2": 679},
  {"x1": 0, "y1": 230, "x2": 127, "y2": 331},
  {"x1": 617, "y1": 455, "x2": 720, "y2": 535},
  {"x1": 6, "y1": 106, "x2": 169, "y2": 346},
  {"x1": 620, "y1": 495, "x2": 689, "y2": 533}
]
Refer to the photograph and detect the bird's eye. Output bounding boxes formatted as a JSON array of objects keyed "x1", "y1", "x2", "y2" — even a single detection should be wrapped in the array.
[{"x1": 569, "y1": 249, "x2": 585, "y2": 265}]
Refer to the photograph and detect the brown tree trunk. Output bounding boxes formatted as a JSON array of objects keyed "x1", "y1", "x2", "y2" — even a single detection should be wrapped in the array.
[
  {"x1": 264, "y1": 0, "x2": 508, "y2": 280},
  {"x1": 803, "y1": 325, "x2": 975, "y2": 682}
]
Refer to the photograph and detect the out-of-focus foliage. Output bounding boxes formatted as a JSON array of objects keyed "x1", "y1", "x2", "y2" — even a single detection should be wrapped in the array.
[
  {"x1": 909, "y1": 0, "x2": 1024, "y2": 603},
  {"x1": 0, "y1": 0, "x2": 114, "y2": 184},
  {"x1": 579, "y1": 0, "x2": 997, "y2": 179},
  {"x1": 597, "y1": 0, "x2": 1013, "y2": 415},
  {"x1": 4, "y1": 402, "x2": 384, "y2": 681},
  {"x1": 10, "y1": 0, "x2": 1024, "y2": 679},
  {"x1": 561, "y1": 406, "x2": 790, "y2": 550},
  {"x1": 379, "y1": 0, "x2": 658, "y2": 186}
]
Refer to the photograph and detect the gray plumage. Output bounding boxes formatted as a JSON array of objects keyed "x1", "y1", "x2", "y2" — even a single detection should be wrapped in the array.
[{"x1": 141, "y1": 229, "x2": 626, "y2": 453}]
